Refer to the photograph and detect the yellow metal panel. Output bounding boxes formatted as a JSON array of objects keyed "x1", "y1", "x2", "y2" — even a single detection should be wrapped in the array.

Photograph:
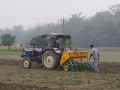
[
  {"x1": 60, "y1": 51, "x2": 88, "y2": 65},
  {"x1": 69, "y1": 51, "x2": 88, "y2": 58},
  {"x1": 60, "y1": 52, "x2": 69, "y2": 65}
]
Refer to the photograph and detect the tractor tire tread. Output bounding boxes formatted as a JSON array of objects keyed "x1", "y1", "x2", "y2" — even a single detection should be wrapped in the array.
[
  {"x1": 42, "y1": 50, "x2": 60, "y2": 70},
  {"x1": 22, "y1": 58, "x2": 31, "y2": 69}
]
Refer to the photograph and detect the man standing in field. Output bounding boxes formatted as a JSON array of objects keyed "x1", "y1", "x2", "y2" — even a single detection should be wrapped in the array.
[{"x1": 89, "y1": 44, "x2": 99, "y2": 72}]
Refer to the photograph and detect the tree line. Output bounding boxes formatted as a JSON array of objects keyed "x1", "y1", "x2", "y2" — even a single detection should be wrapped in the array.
[{"x1": 0, "y1": 4, "x2": 120, "y2": 48}]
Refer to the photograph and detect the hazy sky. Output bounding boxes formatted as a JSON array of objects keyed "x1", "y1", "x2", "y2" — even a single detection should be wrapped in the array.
[{"x1": 0, "y1": 0, "x2": 120, "y2": 30}]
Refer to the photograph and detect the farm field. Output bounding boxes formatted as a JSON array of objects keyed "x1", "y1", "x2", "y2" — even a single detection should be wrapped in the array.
[
  {"x1": 89, "y1": 51, "x2": 120, "y2": 63},
  {"x1": 98, "y1": 52, "x2": 120, "y2": 62},
  {"x1": 0, "y1": 65, "x2": 120, "y2": 90},
  {"x1": 0, "y1": 51, "x2": 120, "y2": 62},
  {"x1": 0, "y1": 51, "x2": 22, "y2": 60},
  {"x1": 0, "y1": 62, "x2": 120, "y2": 90},
  {"x1": 0, "y1": 51, "x2": 120, "y2": 90}
]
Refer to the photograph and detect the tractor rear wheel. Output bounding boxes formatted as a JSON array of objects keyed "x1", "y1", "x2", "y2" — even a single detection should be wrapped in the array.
[
  {"x1": 22, "y1": 58, "x2": 31, "y2": 69},
  {"x1": 42, "y1": 50, "x2": 59, "y2": 70}
]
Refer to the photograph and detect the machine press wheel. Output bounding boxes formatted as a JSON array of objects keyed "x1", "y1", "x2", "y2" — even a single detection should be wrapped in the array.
[
  {"x1": 22, "y1": 58, "x2": 31, "y2": 69},
  {"x1": 64, "y1": 66, "x2": 69, "y2": 71}
]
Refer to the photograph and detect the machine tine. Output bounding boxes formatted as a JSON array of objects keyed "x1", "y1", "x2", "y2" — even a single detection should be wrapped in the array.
[{"x1": 73, "y1": 58, "x2": 79, "y2": 71}]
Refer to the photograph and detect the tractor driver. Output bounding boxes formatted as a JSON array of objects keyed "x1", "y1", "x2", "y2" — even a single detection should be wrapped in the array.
[{"x1": 47, "y1": 37, "x2": 59, "y2": 48}]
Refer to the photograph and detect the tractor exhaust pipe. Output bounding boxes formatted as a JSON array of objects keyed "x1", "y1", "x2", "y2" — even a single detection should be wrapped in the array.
[{"x1": 33, "y1": 41, "x2": 35, "y2": 50}]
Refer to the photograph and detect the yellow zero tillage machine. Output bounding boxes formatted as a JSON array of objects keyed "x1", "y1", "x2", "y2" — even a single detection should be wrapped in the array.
[{"x1": 60, "y1": 51, "x2": 92, "y2": 71}]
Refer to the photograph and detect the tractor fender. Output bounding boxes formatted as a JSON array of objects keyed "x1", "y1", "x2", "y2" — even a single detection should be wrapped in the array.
[
  {"x1": 43, "y1": 47, "x2": 61, "y2": 53},
  {"x1": 53, "y1": 48, "x2": 61, "y2": 53}
]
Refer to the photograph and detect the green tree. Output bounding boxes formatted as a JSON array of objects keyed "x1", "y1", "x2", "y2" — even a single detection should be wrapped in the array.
[
  {"x1": 30, "y1": 36, "x2": 46, "y2": 46},
  {"x1": 0, "y1": 4, "x2": 120, "y2": 48},
  {"x1": 1, "y1": 34, "x2": 16, "y2": 50},
  {"x1": 109, "y1": 4, "x2": 120, "y2": 14}
]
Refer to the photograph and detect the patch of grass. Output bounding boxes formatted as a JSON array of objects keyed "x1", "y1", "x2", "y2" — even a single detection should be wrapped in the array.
[
  {"x1": 18, "y1": 73, "x2": 21, "y2": 75},
  {"x1": 108, "y1": 75, "x2": 114, "y2": 78},
  {"x1": 57, "y1": 82, "x2": 73, "y2": 85},
  {"x1": 41, "y1": 82, "x2": 44, "y2": 84},
  {"x1": 43, "y1": 76, "x2": 48, "y2": 79},
  {"x1": 116, "y1": 78, "x2": 120, "y2": 81},
  {"x1": 77, "y1": 79, "x2": 83, "y2": 83},
  {"x1": 0, "y1": 51, "x2": 22, "y2": 55},
  {"x1": 0, "y1": 54, "x2": 22, "y2": 60},
  {"x1": 87, "y1": 80, "x2": 91, "y2": 84},
  {"x1": 8, "y1": 79, "x2": 12, "y2": 81},
  {"x1": 74, "y1": 76, "x2": 79, "y2": 79},
  {"x1": 103, "y1": 81, "x2": 107, "y2": 85},
  {"x1": 29, "y1": 80, "x2": 32, "y2": 82},
  {"x1": 50, "y1": 81, "x2": 57, "y2": 84},
  {"x1": 59, "y1": 78, "x2": 62, "y2": 80}
]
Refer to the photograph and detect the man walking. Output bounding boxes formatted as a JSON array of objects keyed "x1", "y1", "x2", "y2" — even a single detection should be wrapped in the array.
[{"x1": 89, "y1": 44, "x2": 99, "y2": 72}]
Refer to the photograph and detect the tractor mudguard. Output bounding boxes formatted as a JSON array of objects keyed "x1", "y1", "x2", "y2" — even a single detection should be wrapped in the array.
[{"x1": 44, "y1": 47, "x2": 61, "y2": 53}]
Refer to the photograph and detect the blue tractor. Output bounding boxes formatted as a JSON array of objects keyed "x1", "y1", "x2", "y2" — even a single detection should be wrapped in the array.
[{"x1": 21, "y1": 33, "x2": 72, "y2": 70}]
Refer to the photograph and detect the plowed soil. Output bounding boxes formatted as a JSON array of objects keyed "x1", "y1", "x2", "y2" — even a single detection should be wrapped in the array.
[
  {"x1": 0, "y1": 58, "x2": 120, "y2": 90},
  {"x1": 0, "y1": 58, "x2": 120, "y2": 74},
  {"x1": 0, "y1": 82, "x2": 61, "y2": 90}
]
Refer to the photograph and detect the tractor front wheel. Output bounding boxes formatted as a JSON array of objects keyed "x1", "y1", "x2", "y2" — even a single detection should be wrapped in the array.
[{"x1": 22, "y1": 58, "x2": 31, "y2": 69}]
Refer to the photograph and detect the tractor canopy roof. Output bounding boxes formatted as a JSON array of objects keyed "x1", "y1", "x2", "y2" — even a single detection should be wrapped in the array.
[{"x1": 40, "y1": 33, "x2": 71, "y2": 39}]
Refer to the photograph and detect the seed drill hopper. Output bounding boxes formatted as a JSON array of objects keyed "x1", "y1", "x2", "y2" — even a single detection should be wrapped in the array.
[{"x1": 21, "y1": 33, "x2": 92, "y2": 71}]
